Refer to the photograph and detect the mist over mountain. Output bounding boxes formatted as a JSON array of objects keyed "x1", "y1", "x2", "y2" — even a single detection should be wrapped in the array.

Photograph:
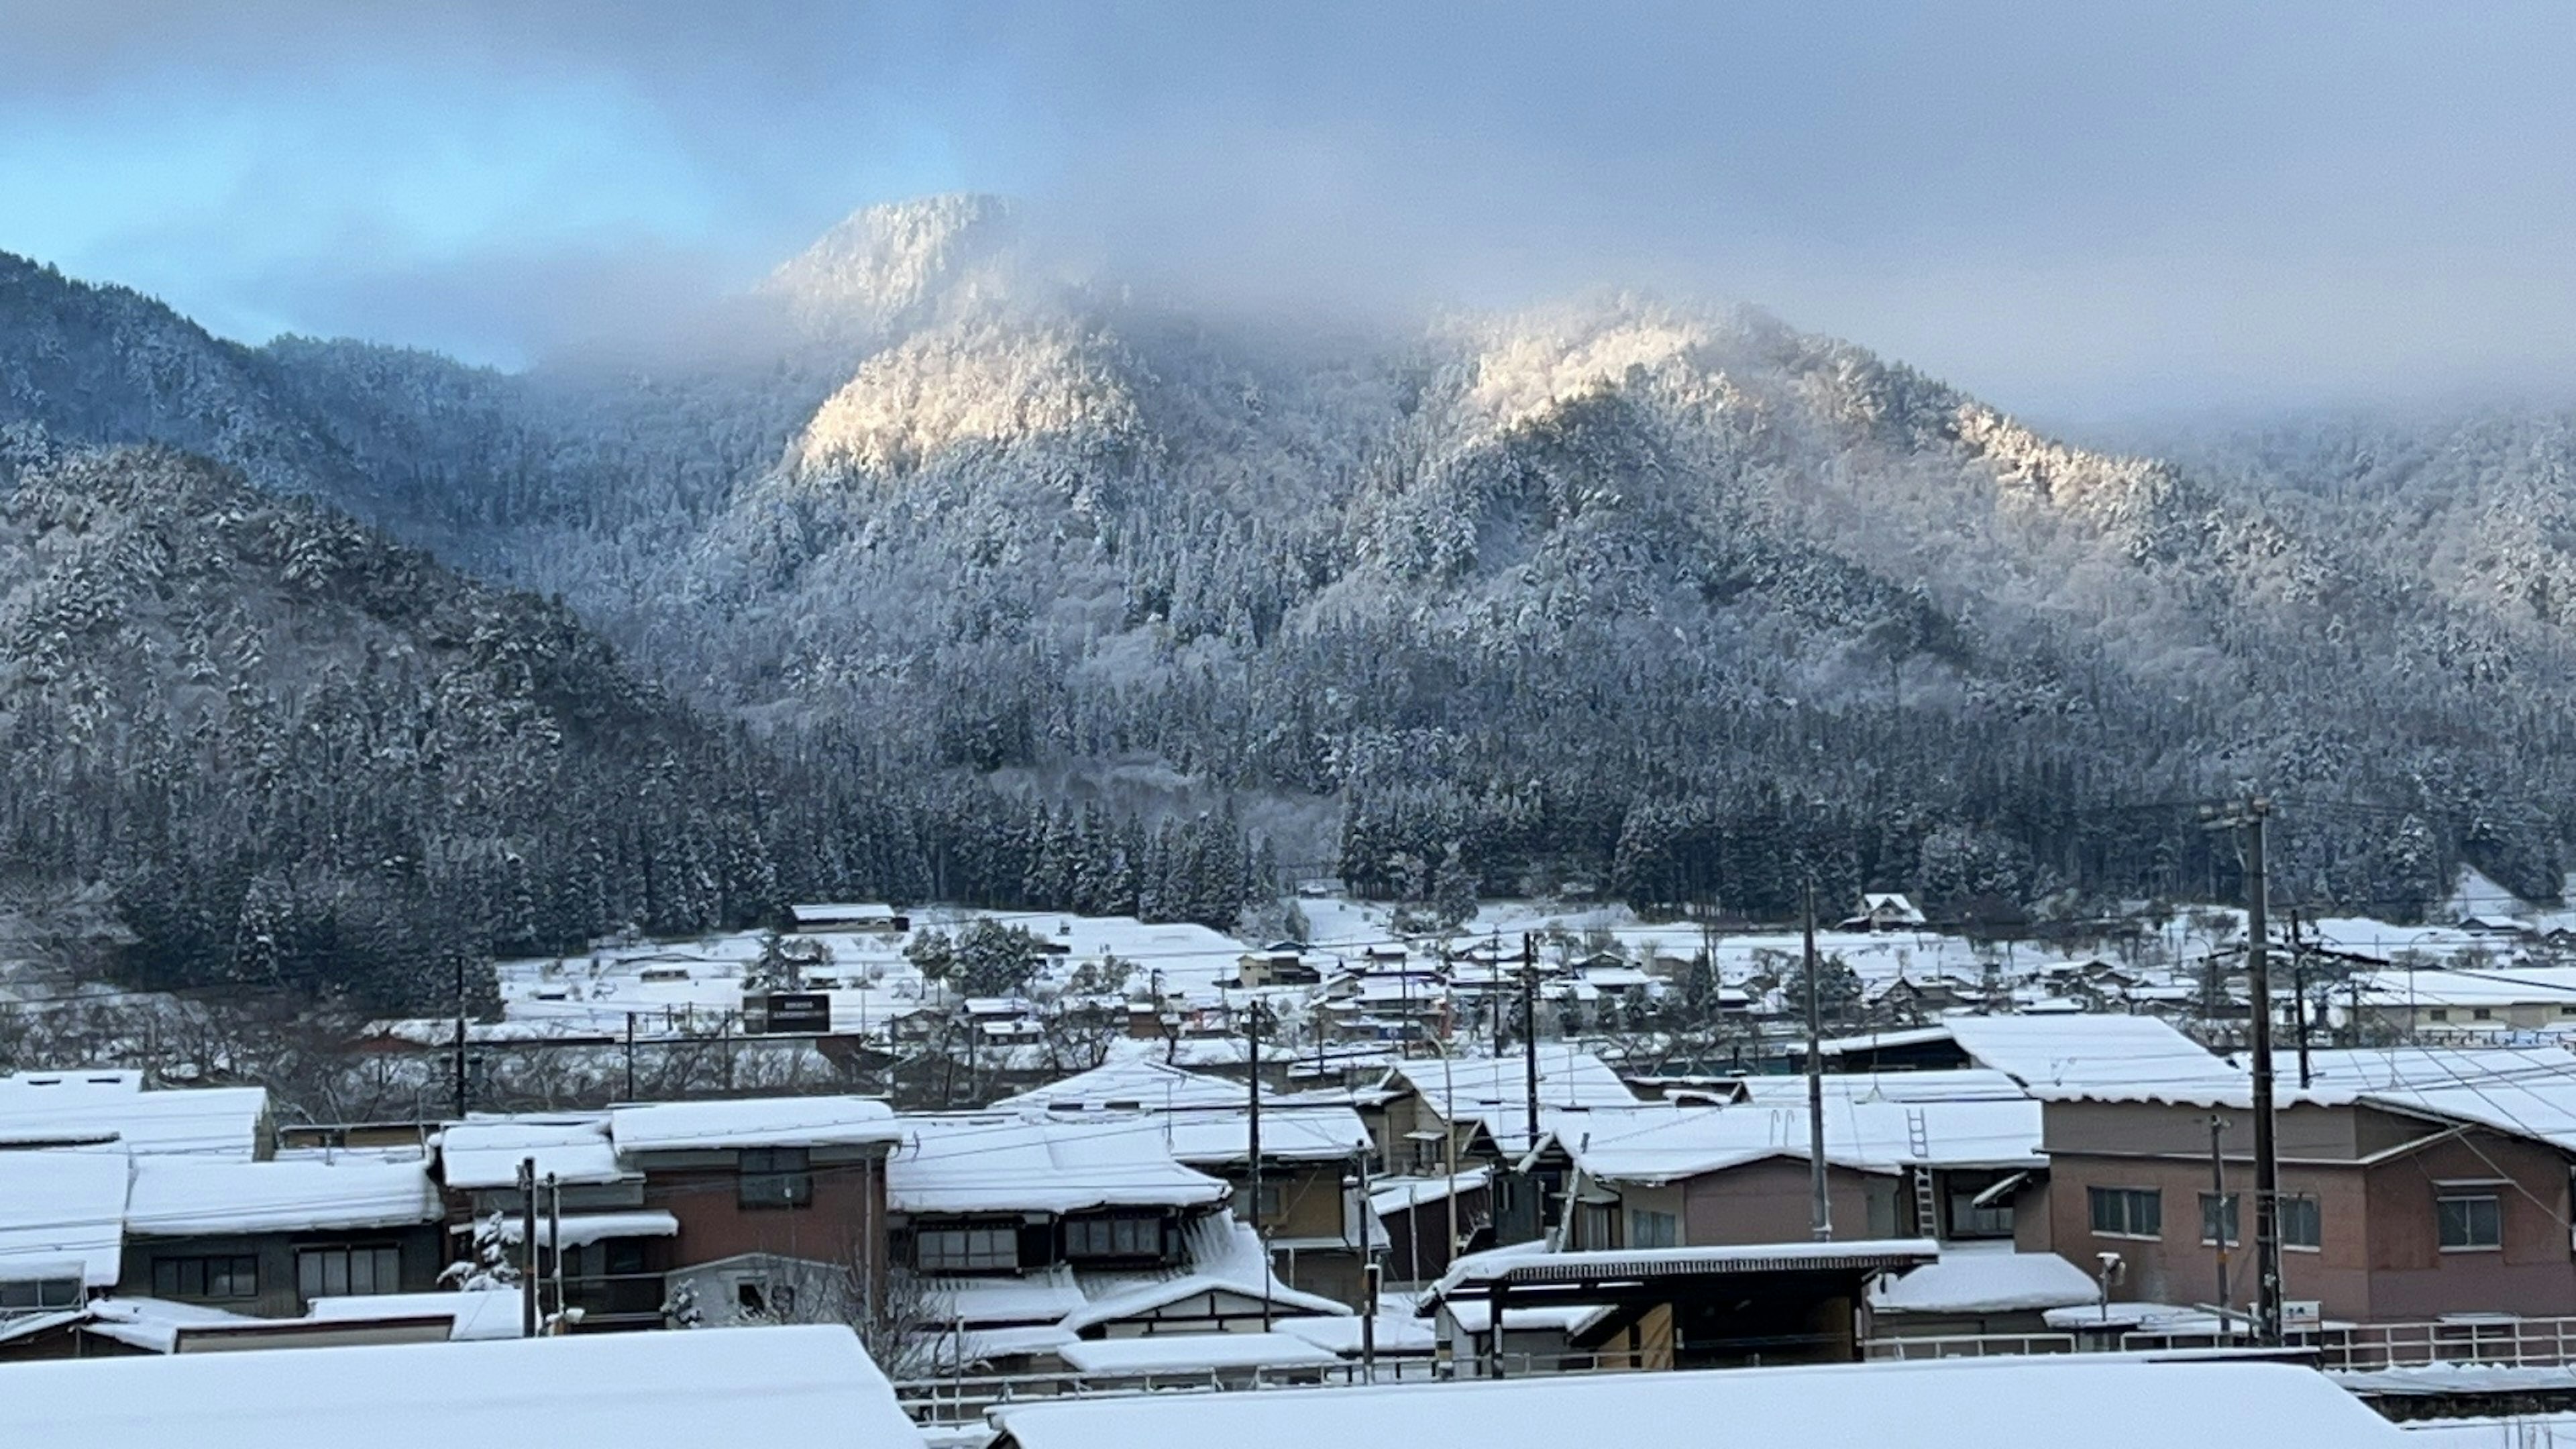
[{"x1": 7, "y1": 193, "x2": 2575, "y2": 996}]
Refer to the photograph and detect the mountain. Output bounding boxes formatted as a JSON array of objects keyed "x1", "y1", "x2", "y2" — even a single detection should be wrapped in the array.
[{"x1": 7, "y1": 195, "x2": 2575, "y2": 934}]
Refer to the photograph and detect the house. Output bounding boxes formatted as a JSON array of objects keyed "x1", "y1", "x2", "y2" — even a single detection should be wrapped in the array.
[
  {"x1": 1364, "y1": 1051, "x2": 1638, "y2": 1176},
  {"x1": 1237, "y1": 943, "x2": 1322, "y2": 988},
  {"x1": 1553, "y1": 1097, "x2": 2043, "y2": 1251},
  {"x1": 437, "y1": 1115, "x2": 670, "y2": 1330},
  {"x1": 118, "y1": 1156, "x2": 446, "y2": 1320},
  {"x1": 789, "y1": 902, "x2": 911, "y2": 934},
  {"x1": 2352, "y1": 964, "x2": 2576, "y2": 1038},
  {"x1": 991, "y1": 1061, "x2": 1377, "y2": 1303},
  {"x1": 888, "y1": 1112, "x2": 1346, "y2": 1371},
  {"x1": 2028, "y1": 1075, "x2": 2576, "y2": 1324},
  {"x1": 7, "y1": 1323, "x2": 927, "y2": 1449},
  {"x1": 1368, "y1": 1168, "x2": 1493, "y2": 1285},
  {"x1": 1840, "y1": 894, "x2": 1928, "y2": 932},
  {"x1": 608, "y1": 1097, "x2": 905, "y2": 1326},
  {"x1": 985, "y1": 1355, "x2": 2405, "y2": 1449}
]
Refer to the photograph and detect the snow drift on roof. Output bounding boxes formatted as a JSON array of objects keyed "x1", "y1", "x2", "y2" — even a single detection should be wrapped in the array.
[
  {"x1": 0, "y1": 1083, "x2": 268, "y2": 1159},
  {"x1": 307, "y1": 1289, "x2": 523, "y2": 1340},
  {"x1": 889, "y1": 1113, "x2": 1228, "y2": 1215},
  {"x1": 126, "y1": 1157, "x2": 440, "y2": 1236},
  {"x1": 0, "y1": 1145, "x2": 129, "y2": 1286},
  {"x1": 988, "y1": 1355, "x2": 2402, "y2": 1449},
  {"x1": 437, "y1": 1116, "x2": 626, "y2": 1189},
  {"x1": 1562, "y1": 1099, "x2": 2042, "y2": 1181},
  {"x1": 1056, "y1": 1332, "x2": 1343, "y2": 1375},
  {"x1": 1385, "y1": 1050, "x2": 1637, "y2": 1155},
  {"x1": 1869, "y1": 1246, "x2": 2100, "y2": 1314},
  {"x1": 7, "y1": 1322, "x2": 927, "y2": 1449},
  {"x1": 610, "y1": 1095, "x2": 901, "y2": 1152}
]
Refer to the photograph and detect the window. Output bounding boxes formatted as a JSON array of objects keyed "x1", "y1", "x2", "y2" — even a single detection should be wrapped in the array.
[
  {"x1": 2473, "y1": 1008, "x2": 2495, "y2": 1021},
  {"x1": 2559, "y1": 1005, "x2": 2576, "y2": 1017},
  {"x1": 297, "y1": 1244, "x2": 402, "y2": 1300},
  {"x1": 1627, "y1": 1208, "x2": 1679, "y2": 1248},
  {"x1": 739, "y1": 1147, "x2": 812, "y2": 1209},
  {"x1": 915, "y1": 1225, "x2": 1017, "y2": 1272},
  {"x1": 2199, "y1": 1191, "x2": 2241, "y2": 1246},
  {"x1": 0, "y1": 1276, "x2": 80, "y2": 1311},
  {"x1": 152, "y1": 1254, "x2": 259, "y2": 1300},
  {"x1": 1242, "y1": 1183, "x2": 1285, "y2": 1220},
  {"x1": 1576, "y1": 1201, "x2": 1617, "y2": 1250},
  {"x1": 2282, "y1": 1194, "x2": 2322, "y2": 1250},
  {"x1": 2088, "y1": 1186, "x2": 2161, "y2": 1238},
  {"x1": 2428, "y1": 1009, "x2": 2451, "y2": 1022},
  {"x1": 1066, "y1": 1215, "x2": 1162, "y2": 1259},
  {"x1": 1947, "y1": 1190, "x2": 2014, "y2": 1240},
  {"x1": 2438, "y1": 1193, "x2": 2503, "y2": 1250}
]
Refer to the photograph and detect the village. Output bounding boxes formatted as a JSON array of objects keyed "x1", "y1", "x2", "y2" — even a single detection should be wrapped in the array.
[{"x1": 12, "y1": 875, "x2": 2576, "y2": 1445}]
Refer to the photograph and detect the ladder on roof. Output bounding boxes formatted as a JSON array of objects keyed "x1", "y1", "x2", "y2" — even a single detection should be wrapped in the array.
[{"x1": 1906, "y1": 1108, "x2": 1938, "y2": 1239}]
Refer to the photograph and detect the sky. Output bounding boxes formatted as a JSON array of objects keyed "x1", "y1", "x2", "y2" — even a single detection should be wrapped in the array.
[{"x1": 5, "y1": 2, "x2": 2576, "y2": 425}]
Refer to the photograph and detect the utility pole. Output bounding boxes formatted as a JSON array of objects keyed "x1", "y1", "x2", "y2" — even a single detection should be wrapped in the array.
[
  {"x1": 2289, "y1": 910, "x2": 2313, "y2": 1091},
  {"x1": 1803, "y1": 879, "x2": 1830, "y2": 1240},
  {"x1": 518, "y1": 1157, "x2": 539, "y2": 1339},
  {"x1": 1520, "y1": 933, "x2": 1540, "y2": 1150},
  {"x1": 2207, "y1": 1114, "x2": 2232, "y2": 1335},
  {"x1": 2207, "y1": 797, "x2": 2281, "y2": 1344},
  {"x1": 1354, "y1": 1148, "x2": 1377, "y2": 1385},
  {"x1": 623, "y1": 1012, "x2": 637, "y2": 1103},
  {"x1": 1247, "y1": 998, "x2": 1269, "y2": 1330},
  {"x1": 545, "y1": 1172, "x2": 564, "y2": 1332},
  {"x1": 452, "y1": 954, "x2": 469, "y2": 1122}
]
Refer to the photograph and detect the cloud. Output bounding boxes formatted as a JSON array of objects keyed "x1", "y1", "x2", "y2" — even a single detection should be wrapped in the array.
[{"x1": 6, "y1": 2, "x2": 2576, "y2": 419}]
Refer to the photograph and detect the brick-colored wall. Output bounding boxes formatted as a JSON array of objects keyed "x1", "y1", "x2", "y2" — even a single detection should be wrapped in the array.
[{"x1": 653, "y1": 1152, "x2": 887, "y2": 1283}]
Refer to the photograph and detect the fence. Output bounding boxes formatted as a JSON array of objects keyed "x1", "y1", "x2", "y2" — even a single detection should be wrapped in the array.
[
  {"x1": 1866, "y1": 1316, "x2": 2576, "y2": 1376},
  {"x1": 891, "y1": 1352, "x2": 1637, "y2": 1426}
]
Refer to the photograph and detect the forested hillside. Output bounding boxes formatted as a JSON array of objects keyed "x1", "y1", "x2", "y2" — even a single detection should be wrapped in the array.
[{"x1": 7, "y1": 193, "x2": 2576, "y2": 994}]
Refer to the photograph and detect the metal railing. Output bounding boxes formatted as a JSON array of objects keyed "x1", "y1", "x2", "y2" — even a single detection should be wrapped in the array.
[
  {"x1": 891, "y1": 1352, "x2": 1643, "y2": 1425},
  {"x1": 1865, "y1": 1333, "x2": 2078, "y2": 1361},
  {"x1": 1866, "y1": 1316, "x2": 2576, "y2": 1377}
]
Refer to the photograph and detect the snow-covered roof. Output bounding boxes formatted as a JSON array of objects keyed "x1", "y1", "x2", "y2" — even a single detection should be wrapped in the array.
[
  {"x1": 991, "y1": 1354, "x2": 2403, "y2": 1449},
  {"x1": 307, "y1": 1289, "x2": 523, "y2": 1340},
  {"x1": 0, "y1": 1146, "x2": 129, "y2": 1286},
  {"x1": 437, "y1": 1116, "x2": 627, "y2": 1189},
  {"x1": 1368, "y1": 1167, "x2": 1491, "y2": 1216},
  {"x1": 1434, "y1": 1238, "x2": 1939, "y2": 1299},
  {"x1": 1945, "y1": 1015, "x2": 2241, "y2": 1091},
  {"x1": 1384, "y1": 1051, "x2": 1638, "y2": 1154},
  {"x1": 79, "y1": 1295, "x2": 263, "y2": 1352},
  {"x1": 2355, "y1": 966, "x2": 2576, "y2": 1008},
  {"x1": 610, "y1": 1095, "x2": 902, "y2": 1153},
  {"x1": 483, "y1": 1210, "x2": 680, "y2": 1248},
  {"x1": 1869, "y1": 1245, "x2": 2100, "y2": 1315},
  {"x1": 993, "y1": 1059, "x2": 1251, "y2": 1112},
  {"x1": 789, "y1": 902, "x2": 904, "y2": 923},
  {"x1": 1562, "y1": 1099, "x2": 2042, "y2": 1183},
  {"x1": 889, "y1": 1114, "x2": 1229, "y2": 1216},
  {"x1": 1056, "y1": 1332, "x2": 1344, "y2": 1375},
  {"x1": 125, "y1": 1157, "x2": 441, "y2": 1236},
  {"x1": 1273, "y1": 1310, "x2": 1440, "y2": 1356},
  {"x1": 2287, "y1": 1045, "x2": 2576, "y2": 1093},
  {"x1": 9, "y1": 1322, "x2": 928, "y2": 1449},
  {"x1": 1726, "y1": 1069, "x2": 2030, "y2": 1104},
  {"x1": 0, "y1": 1082, "x2": 268, "y2": 1159}
]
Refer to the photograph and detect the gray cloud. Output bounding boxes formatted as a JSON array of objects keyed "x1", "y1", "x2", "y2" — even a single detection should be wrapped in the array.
[{"x1": 9, "y1": 1, "x2": 2576, "y2": 423}]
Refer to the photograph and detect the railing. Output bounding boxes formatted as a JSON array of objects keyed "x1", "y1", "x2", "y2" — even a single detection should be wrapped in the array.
[
  {"x1": 892, "y1": 1352, "x2": 1638, "y2": 1425},
  {"x1": 1866, "y1": 1316, "x2": 2576, "y2": 1378},
  {"x1": 1865, "y1": 1333, "x2": 2078, "y2": 1361}
]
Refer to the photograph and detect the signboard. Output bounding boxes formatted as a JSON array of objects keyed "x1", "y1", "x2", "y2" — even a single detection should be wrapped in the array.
[{"x1": 756, "y1": 992, "x2": 832, "y2": 1035}]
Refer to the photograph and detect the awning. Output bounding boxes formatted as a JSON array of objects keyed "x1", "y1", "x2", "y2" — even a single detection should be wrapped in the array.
[{"x1": 468, "y1": 1210, "x2": 680, "y2": 1248}]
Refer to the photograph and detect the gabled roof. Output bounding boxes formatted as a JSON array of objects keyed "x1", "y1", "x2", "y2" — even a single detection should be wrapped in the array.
[
  {"x1": 0, "y1": 1146, "x2": 129, "y2": 1286},
  {"x1": 437, "y1": 1116, "x2": 628, "y2": 1189},
  {"x1": 609, "y1": 1095, "x2": 902, "y2": 1154},
  {"x1": 126, "y1": 1157, "x2": 442, "y2": 1236},
  {"x1": 1382, "y1": 1051, "x2": 1638, "y2": 1155},
  {"x1": 7, "y1": 1322, "x2": 928, "y2": 1449},
  {"x1": 889, "y1": 1114, "x2": 1229, "y2": 1215},
  {"x1": 1561, "y1": 1099, "x2": 2043, "y2": 1183},
  {"x1": 0, "y1": 1081, "x2": 269, "y2": 1159},
  {"x1": 1823, "y1": 1014, "x2": 2241, "y2": 1093}
]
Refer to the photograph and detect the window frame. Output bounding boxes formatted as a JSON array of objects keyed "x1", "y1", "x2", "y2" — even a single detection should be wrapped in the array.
[
  {"x1": 151, "y1": 1253, "x2": 260, "y2": 1301},
  {"x1": 1065, "y1": 1214, "x2": 1164, "y2": 1260},
  {"x1": 2088, "y1": 1185, "x2": 2163, "y2": 1240},
  {"x1": 2280, "y1": 1193, "x2": 2322, "y2": 1252},
  {"x1": 2198, "y1": 1191, "x2": 2242, "y2": 1247},
  {"x1": 914, "y1": 1224, "x2": 1018, "y2": 1273},
  {"x1": 1626, "y1": 1208, "x2": 1680, "y2": 1248},
  {"x1": 2436, "y1": 1192, "x2": 2504, "y2": 1252},
  {"x1": 295, "y1": 1242, "x2": 404, "y2": 1301},
  {"x1": 739, "y1": 1146, "x2": 814, "y2": 1210}
]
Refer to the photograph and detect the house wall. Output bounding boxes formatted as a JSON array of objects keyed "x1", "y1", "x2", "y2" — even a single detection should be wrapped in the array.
[
  {"x1": 1210, "y1": 1160, "x2": 1348, "y2": 1243},
  {"x1": 2039, "y1": 1151, "x2": 2375, "y2": 1321},
  {"x1": 643, "y1": 1146, "x2": 888, "y2": 1288},
  {"x1": 2363, "y1": 1130, "x2": 2576, "y2": 1321},
  {"x1": 119, "y1": 1224, "x2": 444, "y2": 1320},
  {"x1": 1670, "y1": 1160, "x2": 1885, "y2": 1245},
  {"x1": 1376, "y1": 1184, "x2": 1491, "y2": 1284}
]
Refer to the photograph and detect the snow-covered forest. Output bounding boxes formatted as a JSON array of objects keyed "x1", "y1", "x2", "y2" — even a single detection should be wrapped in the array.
[{"x1": 7, "y1": 195, "x2": 2576, "y2": 1009}]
